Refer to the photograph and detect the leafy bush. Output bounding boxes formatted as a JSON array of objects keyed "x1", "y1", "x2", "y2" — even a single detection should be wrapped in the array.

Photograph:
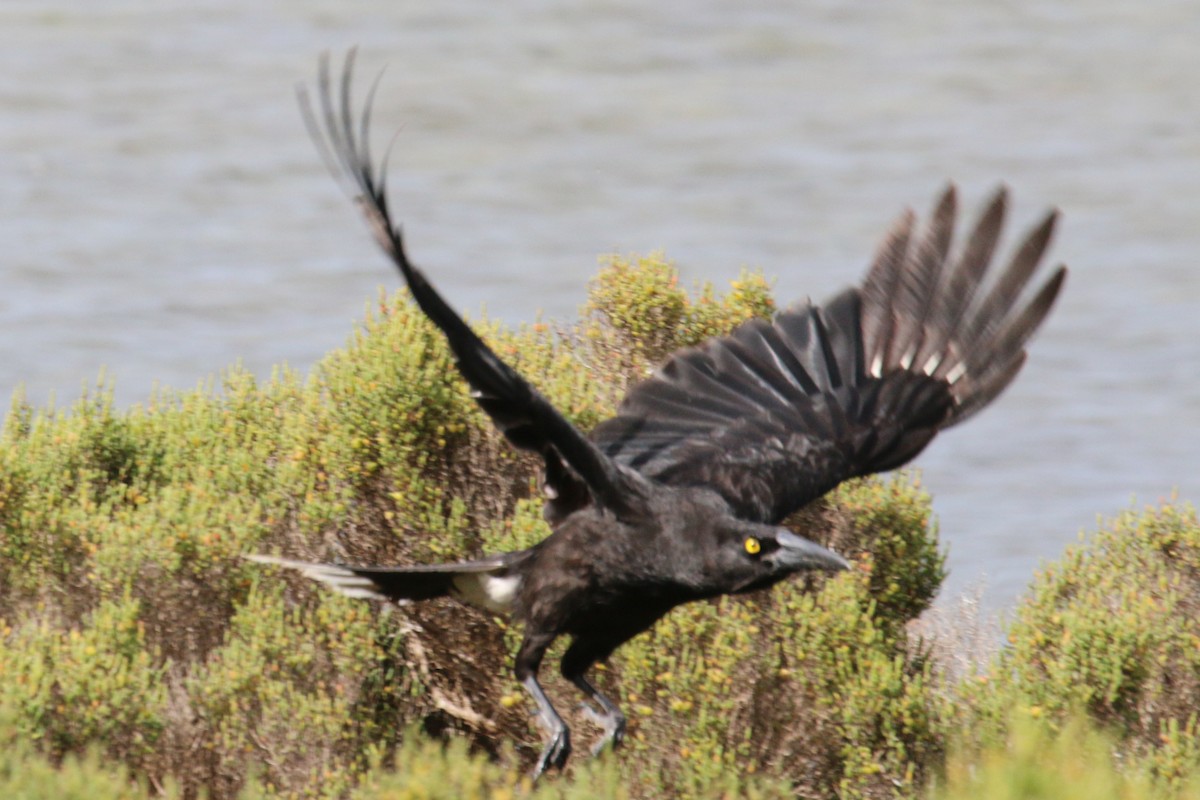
[
  {"x1": 584, "y1": 253, "x2": 774, "y2": 379},
  {"x1": 0, "y1": 253, "x2": 1197, "y2": 798},
  {"x1": 933, "y1": 715, "x2": 1199, "y2": 800},
  {"x1": 0, "y1": 707, "x2": 179, "y2": 800},
  {"x1": 953, "y1": 501, "x2": 1200, "y2": 793},
  {"x1": 0, "y1": 257, "x2": 819, "y2": 798},
  {"x1": 0, "y1": 595, "x2": 166, "y2": 772}
]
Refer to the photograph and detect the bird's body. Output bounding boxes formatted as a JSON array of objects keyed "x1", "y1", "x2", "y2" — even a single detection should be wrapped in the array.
[
  {"x1": 515, "y1": 488, "x2": 793, "y2": 628},
  {"x1": 250, "y1": 51, "x2": 1067, "y2": 776}
]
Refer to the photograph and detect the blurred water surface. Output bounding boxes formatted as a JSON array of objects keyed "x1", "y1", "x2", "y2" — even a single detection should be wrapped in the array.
[{"x1": 2, "y1": 0, "x2": 1197, "y2": 612}]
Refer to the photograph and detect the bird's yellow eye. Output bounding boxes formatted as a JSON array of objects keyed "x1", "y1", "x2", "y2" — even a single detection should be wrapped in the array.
[{"x1": 744, "y1": 537, "x2": 761, "y2": 555}]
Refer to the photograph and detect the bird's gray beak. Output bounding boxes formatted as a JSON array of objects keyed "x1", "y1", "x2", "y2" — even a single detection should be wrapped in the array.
[{"x1": 774, "y1": 530, "x2": 851, "y2": 573}]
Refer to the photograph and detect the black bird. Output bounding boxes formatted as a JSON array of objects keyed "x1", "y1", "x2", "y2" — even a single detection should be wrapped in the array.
[{"x1": 249, "y1": 52, "x2": 1067, "y2": 776}]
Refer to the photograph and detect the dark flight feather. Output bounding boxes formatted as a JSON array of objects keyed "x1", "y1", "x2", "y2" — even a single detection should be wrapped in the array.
[
  {"x1": 591, "y1": 186, "x2": 1066, "y2": 524},
  {"x1": 300, "y1": 51, "x2": 647, "y2": 523}
]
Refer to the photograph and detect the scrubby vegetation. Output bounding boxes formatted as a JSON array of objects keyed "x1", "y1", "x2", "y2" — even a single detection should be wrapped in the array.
[{"x1": 0, "y1": 254, "x2": 1197, "y2": 798}]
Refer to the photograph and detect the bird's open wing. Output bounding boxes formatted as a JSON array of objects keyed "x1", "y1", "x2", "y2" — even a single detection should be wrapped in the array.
[
  {"x1": 303, "y1": 51, "x2": 645, "y2": 521},
  {"x1": 590, "y1": 187, "x2": 1066, "y2": 524}
]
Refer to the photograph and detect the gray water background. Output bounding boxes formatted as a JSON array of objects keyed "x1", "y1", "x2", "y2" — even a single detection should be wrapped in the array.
[{"x1": 2, "y1": 1, "x2": 1198, "y2": 613}]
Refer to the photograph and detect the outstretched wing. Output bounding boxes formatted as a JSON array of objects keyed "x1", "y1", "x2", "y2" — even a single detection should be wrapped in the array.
[
  {"x1": 590, "y1": 187, "x2": 1066, "y2": 524},
  {"x1": 302, "y1": 51, "x2": 646, "y2": 522}
]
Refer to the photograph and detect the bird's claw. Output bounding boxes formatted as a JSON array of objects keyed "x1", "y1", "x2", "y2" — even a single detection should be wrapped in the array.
[
  {"x1": 577, "y1": 703, "x2": 626, "y2": 757},
  {"x1": 532, "y1": 726, "x2": 571, "y2": 780}
]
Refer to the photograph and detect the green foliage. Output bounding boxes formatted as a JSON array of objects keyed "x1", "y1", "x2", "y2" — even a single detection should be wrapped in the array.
[
  {"x1": 0, "y1": 253, "x2": 1197, "y2": 798},
  {"x1": 953, "y1": 501, "x2": 1200, "y2": 793},
  {"x1": 0, "y1": 708, "x2": 179, "y2": 800},
  {"x1": 610, "y1": 564, "x2": 941, "y2": 799},
  {"x1": 185, "y1": 582, "x2": 405, "y2": 798},
  {"x1": 585, "y1": 253, "x2": 774, "y2": 366},
  {"x1": 831, "y1": 475, "x2": 947, "y2": 633},
  {"x1": 348, "y1": 733, "x2": 524, "y2": 800},
  {"x1": 347, "y1": 730, "x2": 792, "y2": 800},
  {"x1": 0, "y1": 595, "x2": 166, "y2": 769},
  {"x1": 319, "y1": 290, "x2": 470, "y2": 494},
  {"x1": 934, "y1": 715, "x2": 1200, "y2": 800}
]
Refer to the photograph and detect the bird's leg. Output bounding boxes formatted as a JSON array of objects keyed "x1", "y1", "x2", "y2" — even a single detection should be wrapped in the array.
[
  {"x1": 568, "y1": 672, "x2": 626, "y2": 756},
  {"x1": 520, "y1": 674, "x2": 571, "y2": 777},
  {"x1": 516, "y1": 636, "x2": 571, "y2": 778},
  {"x1": 562, "y1": 639, "x2": 626, "y2": 757}
]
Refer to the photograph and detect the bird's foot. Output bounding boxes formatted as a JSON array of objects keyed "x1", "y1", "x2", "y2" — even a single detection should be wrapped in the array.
[
  {"x1": 577, "y1": 701, "x2": 626, "y2": 756},
  {"x1": 576, "y1": 700, "x2": 602, "y2": 722},
  {"x1": 532, "y1": 725, "x2": 571, "y2": 780}
]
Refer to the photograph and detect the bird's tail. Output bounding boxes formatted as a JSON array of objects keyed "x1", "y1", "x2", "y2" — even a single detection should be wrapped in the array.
[{"x1": 245, "y1": 552, "x2": 526, "y2": 614}]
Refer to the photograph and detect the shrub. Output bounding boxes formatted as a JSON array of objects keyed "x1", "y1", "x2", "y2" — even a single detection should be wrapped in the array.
[
  {"x1": 584, "y1": 253, "x2": 774, "y2": 378},
  {"x1": 952, "y1": 501, "x2": 1200, "y2": 793},
  {"x1": 1, "y1": 252, "x2": 1196, "y2": 798},
  {"x1": 933, "y1": 715, "x2": 1199, "y2": 800},
  {"x1": 0, "y1": 707, "x2": 179, "y2": 800},
  {"x1": 0, "y1": 595, "x2": 167, "y2": 773},
  {"x1": 0, "y1": 257, "x2": 816, "y2": 798}
]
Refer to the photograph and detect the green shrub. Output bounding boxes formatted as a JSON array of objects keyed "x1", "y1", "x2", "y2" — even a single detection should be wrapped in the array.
[
  {"x1": 610, "y1": 564, "x2": 941, "y2": 799},
  {"x1": 933, "y1": 715, "x2": 1199, "y2": 800},
  {"x1": 0, "y1": 594, "x2": 167, "y2": 771},
  {"x1": 584, "y1": 253, "x2": 774, "y2": 374},
  {"x1": 954, "y1": 501, "x2": 1200, "y2": 793},
  {"x1": 0, "y1": 707, "x2": 178, "y2": 800},
  {"x1": 1, "y1": 253, "x2": 1197, "y2": 798},
  {"x1": 0, "y1": 257, "x2": 809, "y2": 799},
  {"x1": 184, "y1": 581, "x2": 405, "y2": 798}
]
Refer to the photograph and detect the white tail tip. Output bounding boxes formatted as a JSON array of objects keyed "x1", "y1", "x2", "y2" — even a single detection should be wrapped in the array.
[{"x1": 244, "y1": 554, "x2": 394, "y2": 603}]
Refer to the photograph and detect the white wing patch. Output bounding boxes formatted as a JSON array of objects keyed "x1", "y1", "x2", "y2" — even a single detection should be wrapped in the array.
[
  {"x1": 869, "y1": 354, "x2": 884, "y2": 378},
  {"x1": 945, "y1": 361, "x2": 968, "y2": 385}
]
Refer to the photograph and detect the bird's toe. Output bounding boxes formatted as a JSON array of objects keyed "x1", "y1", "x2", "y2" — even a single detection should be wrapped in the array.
[
  {"x1": 587, "y1": 710, "x2": 626, "y2": 757},
  {"x1": 532, "y1": 727, "x2": 571, "y2": 779}
]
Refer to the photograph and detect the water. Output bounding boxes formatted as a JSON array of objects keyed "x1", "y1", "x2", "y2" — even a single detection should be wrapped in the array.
[{"x1": 2, "y1": 0, "x2": 1197, "y2": 613}]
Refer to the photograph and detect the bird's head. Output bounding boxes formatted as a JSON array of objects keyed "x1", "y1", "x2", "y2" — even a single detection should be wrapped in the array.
[{"x1": 713, "y1": 526, "x2": 850, "y2": 595}]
